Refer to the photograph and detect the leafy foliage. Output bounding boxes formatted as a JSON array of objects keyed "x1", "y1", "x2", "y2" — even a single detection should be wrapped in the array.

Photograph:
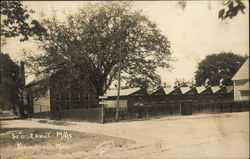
[
  {"x1": 218, "y1": 0, "x2": 246, "y2": 20},
  {"x1": 24, "y1": 2, "x2": 172, "y2": 95},
  {"x1": 195, "y1": 52, "x2": 247, "y2": 86},
  {"x1": 177, "y1": 0, "x2": 246, "y2": 20},
  {"x1": 0, "y1": 1, "x2": 46, "y2": 41},
  {"x1": 0, "y1": 53, "x2": 21, "y2": 110},
  {"x1": 123, "y1": 74, "x2": 162, "y2": 89}
]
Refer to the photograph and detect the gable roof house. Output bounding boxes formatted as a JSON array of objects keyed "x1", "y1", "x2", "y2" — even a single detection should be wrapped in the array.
[
  {"x1": 23, "y1": 69, "x2": 99, "y2": 119},
  {"x1": 49, "y1": 70, "x2": 98, "y2": 114},
  {"x1": 105, "y1": 87, "x2": 148, "y2": 97},
  {"x1": 24, "y1": 78, "x2": 50, "y2": 116},
  {"x1": 104, "y1": 87, "x2": 149, "y2": 108},
  {"x1": 232, "y1": 58, "x2": 249, "y2": 101}
]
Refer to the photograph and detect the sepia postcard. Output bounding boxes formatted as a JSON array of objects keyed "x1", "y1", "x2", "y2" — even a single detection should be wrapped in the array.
[{"x1": 0, "y1": 1, "x2": 249, "y2": 158}]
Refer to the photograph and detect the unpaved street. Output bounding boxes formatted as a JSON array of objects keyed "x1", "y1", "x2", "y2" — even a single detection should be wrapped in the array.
[{"x1": 1, "y1": 112, "x2": 249, "y2": 158}]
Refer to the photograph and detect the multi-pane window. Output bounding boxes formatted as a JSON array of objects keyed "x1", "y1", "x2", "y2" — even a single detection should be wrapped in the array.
[
  {"x1": 66, "y1": 105, "x2": 70, "y2": 110},
  {"x1": 75, "y1": 92, "x2": 80, "y2": 101},
  {"x1": 65, "y1": 82, "x2": 70, "y2": 88},
  {"x1": 55, "y1": 93, "x2": 61, "y2": 101},
  {"x1": 241, "y1": 90, "x2": 249, "y2": 97},
  {"x1": 85, "y1": 93, "x2": 89, "y2": 100},
  {"x1": 76, "y1": 81, "x2": 81, "y2": 88},
  {"x1": 56, "y1": 105, "x2": 60, "y2": 111},
  {"x1": 65, "y1": 92, "x2": 70, "y2": 101}
]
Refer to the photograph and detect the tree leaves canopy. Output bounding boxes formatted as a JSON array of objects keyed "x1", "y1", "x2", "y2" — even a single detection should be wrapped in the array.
[
  {"x1": 195, "y1": 52, "x2": 247, "y2": 86},
  {"x1": 0, "y1": 53, "x2": 21, "y2": 109},
  {"x1": 25, "y1": 2, "x2": 172, "y2": 95},
  {"x1": 0, "y1": 1, "x2": 46, "y2": 41},
  {"x1": 218, "y1": 0, "x2": 246, "y2": 20}
]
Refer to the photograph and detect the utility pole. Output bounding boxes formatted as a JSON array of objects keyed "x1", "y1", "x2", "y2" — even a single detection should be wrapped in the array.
[
  {"x1": 19, "y1": 61, "x2": 25, "y2": 118},
  {"x1": 115, "y1": 43, "x2": 122, "y2": 121}
]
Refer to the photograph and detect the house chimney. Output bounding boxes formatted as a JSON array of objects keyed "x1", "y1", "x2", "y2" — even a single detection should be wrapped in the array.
[
  {"x1": 204, "y1": 78, "x2": 209, "y2": 88},
  {"x1": 174, "y1": 82, "x2": 179, "y2": 89},
  {"x1": 188, "y1": 83, "x2": 192, "y2": 88},
  {"x1": 188, "y1": 79, "x2": 195, "y2": 88},
  {"x1": 219, "y1": 79, "x2": 224, "y2": 87},
  {"x1": 20, "y1": 61, "x2": 25, "y2": 88},
  {"x1": 162, "y1": 82, "x2": 167, "y2": 87}
]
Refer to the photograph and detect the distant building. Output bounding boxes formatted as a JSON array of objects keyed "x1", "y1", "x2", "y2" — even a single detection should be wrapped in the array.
[
  {"x1": 232, "y1": 58, "x2": 249, "y2": 101},
  {"x1": 104, "y1": 87, "x2": 148, "y2": 109},
  {"x1": 24, "y1": 70, "x2": 98, "y2": 117},
  {"x1": 105, "y1": 87, "x2": 144, "y2": 97},
  {"x1": 49, "y1": 71, "x2": 98, "y2": 114},
  {"x1": 24, "y1": 79, "x2": 50, "y2": 115}
]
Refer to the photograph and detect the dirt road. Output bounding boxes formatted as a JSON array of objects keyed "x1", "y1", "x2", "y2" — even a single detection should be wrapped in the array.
[{"x1": 1, "y1": 112, "x2": 249, "y2": 158}]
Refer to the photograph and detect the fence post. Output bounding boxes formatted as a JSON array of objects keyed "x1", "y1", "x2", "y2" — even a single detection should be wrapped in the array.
[
  {"x1": 211, "y1": 102, "x2": 214, "y2": 112},
  {"x1": 230, "y1": 103, "x2": 233, "y2": 113},
  {"x1": 239, "y1": 102, "x2": 242, "y2": 112},
  {"x1": 121, "y1": 110, "x2": 124, "y2": 120},
  {"x1": 221, "y1": 103, "x2": 224, "y2": 113},
  {"x1": 155, "y1": 106, "x2": 158, "y2": 116},
  {"x1": 170, "y1": 105, "x2": 173, "y2": 115},
  {"x1": 179, "y1": 102, "x2": 182, "y2": 115},
  {"x1": 58, "y1": 106, "x2": 61, "y2": 120},
  {"x1": 164, "y1": 104, "x2": 167, "y2": 115},
  {"x1": 101, "y1": 104, "x2": 105, "y2": 124}
]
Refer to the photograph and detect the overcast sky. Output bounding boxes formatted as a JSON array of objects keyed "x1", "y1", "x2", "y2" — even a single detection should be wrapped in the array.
[{"x1": 1, "y1": 1, "x2": 249, "y2": 85}]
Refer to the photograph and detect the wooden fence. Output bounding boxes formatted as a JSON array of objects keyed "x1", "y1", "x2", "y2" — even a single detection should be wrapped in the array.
[
  {"x1": 31, "y1": 101, "x2": 249, "y2": 123},
  {"x1": 32, "y1": 111, "x2": 50, "y2": 118},
  {"x1": 33, "y1": 108, "x2": 103, "y2": 123},
  {"x1": 56, "y1": 108, "x2": 103, "y2": 123},
  {"x1": 104, "y1": 101, "x2": 249, "y2": 123}
]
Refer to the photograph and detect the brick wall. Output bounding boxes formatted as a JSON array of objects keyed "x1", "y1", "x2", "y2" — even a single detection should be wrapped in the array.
[{"x1": 50, "y1": 74, "x2": 98, "y2": 113}]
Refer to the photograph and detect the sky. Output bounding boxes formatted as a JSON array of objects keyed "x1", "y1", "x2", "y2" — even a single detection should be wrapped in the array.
[{"x1": 1, "y1": 1, "x2": 249, "y2": 85}]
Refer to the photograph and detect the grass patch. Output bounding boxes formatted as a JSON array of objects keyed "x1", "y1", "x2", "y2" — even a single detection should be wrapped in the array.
[{"x1": 1, "y1": 128, "x2": 135, "y2": 159}]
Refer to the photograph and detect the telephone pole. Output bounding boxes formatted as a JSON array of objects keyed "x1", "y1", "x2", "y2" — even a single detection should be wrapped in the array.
[{"x1": 19, "y1": 61, "x2": 25, "y2": 117}]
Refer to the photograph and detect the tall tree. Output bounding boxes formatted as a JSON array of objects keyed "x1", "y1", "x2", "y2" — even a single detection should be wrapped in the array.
[
  {"x1": 123, "y1": 74, "x2": 162, "y2": 89},
  {"x1": 195, "y1": 52, "x2": 247, "y2": 86},
  {"x1": 0, "y1": 53, "x2": 21, "y2": 110},
  {"x1": 24, "y1": 2, "x2": 172, "y2": 96},
  {"x1": 1, "y1": 0, "x2": 46, "y2": 42}
]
